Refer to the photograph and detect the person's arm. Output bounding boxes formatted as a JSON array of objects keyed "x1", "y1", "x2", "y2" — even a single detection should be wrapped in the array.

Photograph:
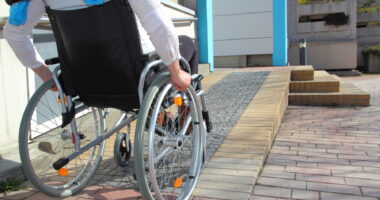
[
  {"x1": 3, "y1": 0, "x2": 53, "y2": 82},
  {"x1": 128, "y1": 0, "x2": 191, "y2": 91}
]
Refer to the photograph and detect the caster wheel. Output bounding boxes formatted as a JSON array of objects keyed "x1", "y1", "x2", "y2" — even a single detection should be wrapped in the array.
[{"x1": 113, "y1": 132, "x2": 132, "y2": 167}]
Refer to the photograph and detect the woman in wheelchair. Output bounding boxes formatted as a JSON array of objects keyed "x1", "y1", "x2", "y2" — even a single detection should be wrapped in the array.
[{"x1": 4, "y1": 0, "x2": 212, "y2": 199}]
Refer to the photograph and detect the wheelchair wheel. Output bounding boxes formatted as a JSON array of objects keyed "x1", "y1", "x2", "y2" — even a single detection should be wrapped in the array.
[
  {"x1": 113, "y1": 131, "x2": 132, "y2": 167},
  {"x1": 134, "y1": 73, "x2": 204, "y2": 200},
  {"x1": 19, "y1": 79, "x2": 106, "y2": 197}
]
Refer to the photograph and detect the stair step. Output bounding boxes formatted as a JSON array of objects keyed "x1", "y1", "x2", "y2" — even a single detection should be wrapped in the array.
[
  {"x1": 291, "y1": 65, "x2": 314, "y2": 81},
  {"x1": 289, "y1": 81, "x2": 370, "y2": 106},
  {"x1": 290, "y1": 71, "x2": 340, "y2": 93}
]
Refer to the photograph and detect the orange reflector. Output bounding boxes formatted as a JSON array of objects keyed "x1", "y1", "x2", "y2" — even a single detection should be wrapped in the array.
[
  {"x1": 57, "y1": 168, "x2": 69, "y2": 176},
  {"x1": 57, "y1": 96, "x2": 67, "y2": 104},
  {"x1": 173, "y1": 97, "x2": 183, "y2": 106},
  {"x1": 173, "y1": 177, "x2": 183, "y2": 188}
]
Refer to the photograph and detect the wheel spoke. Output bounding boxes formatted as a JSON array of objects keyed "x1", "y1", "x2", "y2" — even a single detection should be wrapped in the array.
[
  {"x1": 19, "y1": 80, "x2": 105, "y2": 196},
  {"x1": 136, "y1": 78, "x2": 202, "y2": 200}
]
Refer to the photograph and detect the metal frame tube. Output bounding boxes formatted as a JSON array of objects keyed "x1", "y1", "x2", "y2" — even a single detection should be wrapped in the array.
[
  {"x1": 138, "y1": 60, "x2": 163, "y2": 104},
  {"x1": 67, "y1": 114, "x2": 136, "y2": 161},
  {"x1": 52, "y1": 67, "x2": 68, "y2": 113}
]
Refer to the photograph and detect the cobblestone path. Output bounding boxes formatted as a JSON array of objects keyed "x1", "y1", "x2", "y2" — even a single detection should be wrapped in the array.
[{"x1": 90, "y1": 71, "x2": 269, "y2": 189}]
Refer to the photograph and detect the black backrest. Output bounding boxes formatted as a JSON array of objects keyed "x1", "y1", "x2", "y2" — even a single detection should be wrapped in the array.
[{"x1": 46, "y1": 0, "x2": 143, "y2": 110}]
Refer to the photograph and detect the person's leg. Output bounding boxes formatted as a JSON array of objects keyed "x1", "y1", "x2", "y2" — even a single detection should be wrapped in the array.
[{"x1": 178, "y1": 35, "x2": 198, "y2": 74}]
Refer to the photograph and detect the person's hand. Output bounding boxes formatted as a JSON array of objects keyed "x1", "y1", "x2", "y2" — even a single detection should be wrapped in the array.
[
  {"x1": 31, "y1": 65, "x2": 58, "y2": 91},
  {"x1": 167, "y1": 60, "x2": 191, "y2": 91}
]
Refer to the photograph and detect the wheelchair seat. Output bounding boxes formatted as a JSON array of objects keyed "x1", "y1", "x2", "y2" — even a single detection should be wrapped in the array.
[{"x1": 46, "y1": 0, "x2": 145, "y2": 111}]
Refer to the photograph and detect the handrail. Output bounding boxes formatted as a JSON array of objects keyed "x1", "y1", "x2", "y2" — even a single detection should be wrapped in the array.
[{"x1": 172, "y1": 17, "x2": 198, "y2": 22}]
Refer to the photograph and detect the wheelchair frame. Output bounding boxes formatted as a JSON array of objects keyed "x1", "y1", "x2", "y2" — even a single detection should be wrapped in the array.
[
  {"x1": 49, "y1": 57, "x2": 208, "y2": 169},
  {"x1": 20, "y1": 57, "x2": 211, "y2": 199}
]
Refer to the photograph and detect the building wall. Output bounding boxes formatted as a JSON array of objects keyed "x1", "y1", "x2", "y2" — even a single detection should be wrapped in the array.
[
  {"x1": 289, "y1": 40, "x2": 357, "y2": 70},
  {"x1": 178, "y1": 0, "x2": 196, "y2": 10},
  {"x1": 162, "y1": 3, "x2": 196, "y2": 39},
  {"x1": 213, "y1": 0, "x2": 274, "y2": 67},
  {"x1": 213, "y1": 0, "x2": 273, "y2": 56},
  {"x1": 357, "y1": 0, "x2": 380, "y2": 66},
  {"x1": 288, "y1": 0, "x2": 357, "y2": 69},
  {"x1": 288, "y1": 0, "x2": 357, "y2": 42},
  {"x1": 0, "y1": 4, "x2": 29, "y2": 153}
]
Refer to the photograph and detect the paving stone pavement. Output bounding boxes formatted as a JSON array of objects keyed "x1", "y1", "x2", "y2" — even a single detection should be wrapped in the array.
[
  {"x1": 89, "y1": 71, "x2": 269, "y2": 189},
  {"x1": 251, "y1": 75, "x2": 380, "y2": 200},
  {"x1": 0, "y1": 71, "x2": 269, "y2": 200},
  {"x1": 4, "y1": 72, "x2": 379, "y2": 200}
]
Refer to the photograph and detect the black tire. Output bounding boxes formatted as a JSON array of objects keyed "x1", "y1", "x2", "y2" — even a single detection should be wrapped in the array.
[
  {"x1": 134, "y1": 72, "x2": 204, "y2": 200},
  {"x1": 113, "y1": 132, "x2": 132, "y2": 167}
]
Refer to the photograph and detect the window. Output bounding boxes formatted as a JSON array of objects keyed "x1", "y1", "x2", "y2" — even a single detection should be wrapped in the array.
[{"x1": 299, "y1": 12, "x2": 349, "y2": 26}]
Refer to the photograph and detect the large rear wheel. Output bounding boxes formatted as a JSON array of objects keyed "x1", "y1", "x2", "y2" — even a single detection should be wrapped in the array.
[
  {"x1": 19, "y1": 79, "x2": 105, "y2": 197},
  {"x1": 134, "y1": 73, "x2": 204, "y2": 200}
]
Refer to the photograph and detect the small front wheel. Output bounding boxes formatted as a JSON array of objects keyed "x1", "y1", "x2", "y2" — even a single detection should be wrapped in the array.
[{"x1": 113, "y1": 132, "x2": 132, "y2": 167}]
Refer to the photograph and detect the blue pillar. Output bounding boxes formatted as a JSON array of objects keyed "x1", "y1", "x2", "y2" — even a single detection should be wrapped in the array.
[
  {"x1": 196, "y1": 0, "x2": 214, "y2": 71},
  {"x1": 273, "y1": 0, "x2": 288, "y2": 66}
]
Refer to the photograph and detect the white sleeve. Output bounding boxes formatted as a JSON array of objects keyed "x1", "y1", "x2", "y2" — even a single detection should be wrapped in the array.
[
  {"x1": 3, "y1": 0, "x2": 46, "y2": 69},
  {"x1": 128, "y1": 0, "x2": 181, "y2": 65}
]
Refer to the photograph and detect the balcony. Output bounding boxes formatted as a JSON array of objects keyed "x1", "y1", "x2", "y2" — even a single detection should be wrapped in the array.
[{"x1": 297, "y1": 0, "x2": 348, "y2": 15}]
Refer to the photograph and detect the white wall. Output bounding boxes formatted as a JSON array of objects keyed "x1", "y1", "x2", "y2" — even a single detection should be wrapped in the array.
[
  {"x1": 0, "y1": 3, "x2": 29, "y2": 153},
  {"x1": 213, "y1": 0, "x2": 274, "y2": 56},
  {"x1": 162, "y1": 3, "x2": 196, "y2": 39},
  {"x1": 289, "y1": 40, "x2": 357, "y2": 70}
]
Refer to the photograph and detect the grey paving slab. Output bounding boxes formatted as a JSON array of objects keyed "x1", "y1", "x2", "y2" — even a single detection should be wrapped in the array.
[{"x1": 2, "y1": 71, "x2": 270, "y2": 199}]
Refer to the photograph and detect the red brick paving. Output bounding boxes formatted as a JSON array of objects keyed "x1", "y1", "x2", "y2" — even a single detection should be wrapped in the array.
[{"x1": 251, "y1": 75, "x2": 380, "y2": 199}]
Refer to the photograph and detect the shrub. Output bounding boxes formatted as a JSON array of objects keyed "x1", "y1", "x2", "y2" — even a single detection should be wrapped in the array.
[
  {"x1": 0, "y1": 178, "x2": 25, "y2": 194},
  {"x1": 363, "y1": 43, "x2": 380, "y2": 56}
]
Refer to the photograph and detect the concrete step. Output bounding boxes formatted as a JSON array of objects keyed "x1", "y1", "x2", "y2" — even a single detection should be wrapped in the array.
[
  {"x1": 0, "y1": 143, "x2": 24, "y2": 181},
  {"x1": 291, "y1": 65, "x2": 314, "y2": 81},
  {"x1": 0, "y1": 159, "x2": 24, "y2": 181},
  {"x1": 290, "y1": 71, "x2": 340, "y2": 93},
  {"x1": 289, "y1": 81, "x2": 370, "y2": 106}
]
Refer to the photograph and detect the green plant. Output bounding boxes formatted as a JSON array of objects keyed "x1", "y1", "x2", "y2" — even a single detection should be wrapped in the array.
[
  {"x1": 0, "y1": 178, "x2": 25, "y2": 194},
  {"x1": 298, "y1": 0, "x2": 310, "y2": 5},
  {"x1": 363, "y1": 43, "x2": 380, "y2": 56},
  {"x1": 363, "y1": 0, "x2": 376, "y2": 8},
  {"x1": 359, "y1": 0, "x2": 379, "y2": 13}
]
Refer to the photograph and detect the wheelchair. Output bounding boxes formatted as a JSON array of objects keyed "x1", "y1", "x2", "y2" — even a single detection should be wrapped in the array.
[{"x1": 17, "y1": 0, "x2": 212, "y2": 199}]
